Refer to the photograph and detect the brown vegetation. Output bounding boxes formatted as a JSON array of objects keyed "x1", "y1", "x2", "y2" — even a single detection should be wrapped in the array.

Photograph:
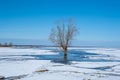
[{"x1": 49, "y1": 19, "x2": 78, "y2": 61}]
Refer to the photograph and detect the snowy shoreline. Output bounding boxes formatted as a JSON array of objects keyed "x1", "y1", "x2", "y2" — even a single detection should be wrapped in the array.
[{"x1": 0, "y1": 47, "x2": 120, "y2": 80}]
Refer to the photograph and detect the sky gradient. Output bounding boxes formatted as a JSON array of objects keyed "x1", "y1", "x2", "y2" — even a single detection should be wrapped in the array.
[{"x1": 0, "y1": 0, "x2": 120, "y2": 47}]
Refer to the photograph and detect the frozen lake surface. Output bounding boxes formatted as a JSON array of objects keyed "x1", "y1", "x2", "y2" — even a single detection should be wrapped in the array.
[{"x1": 0, "y1": 47, "x2": 120, "y2": 80}]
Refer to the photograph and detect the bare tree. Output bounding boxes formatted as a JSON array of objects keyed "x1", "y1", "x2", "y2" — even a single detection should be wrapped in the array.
[{"x1": 49, "y1": 19, "x2": 78, "y2": 61}]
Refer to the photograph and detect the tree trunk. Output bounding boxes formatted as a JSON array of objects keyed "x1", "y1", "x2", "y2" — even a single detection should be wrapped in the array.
[{"x1": 64, "y1": 50, "x2": 67, "y2": 61}]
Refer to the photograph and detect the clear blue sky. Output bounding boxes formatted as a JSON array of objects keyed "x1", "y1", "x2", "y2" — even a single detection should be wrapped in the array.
[{"x1": 0, "y1": 0, "x2": 120, "y2": 47}]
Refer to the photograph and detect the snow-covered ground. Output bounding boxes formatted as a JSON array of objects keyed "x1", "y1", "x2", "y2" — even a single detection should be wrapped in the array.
[{"x1": 0, "y1": 47, "x2": 120, "y2": 80}]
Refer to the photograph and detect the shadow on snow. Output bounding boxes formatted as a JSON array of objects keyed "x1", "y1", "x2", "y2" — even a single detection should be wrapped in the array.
[{"x1": 21, "y1": 50, "x2": 120, "y2": 63}]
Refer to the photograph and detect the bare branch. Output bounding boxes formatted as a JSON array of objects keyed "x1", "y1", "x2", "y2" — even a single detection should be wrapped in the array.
[{"x1": 49, "y1": 18, "x2": 78, "y2": 61}]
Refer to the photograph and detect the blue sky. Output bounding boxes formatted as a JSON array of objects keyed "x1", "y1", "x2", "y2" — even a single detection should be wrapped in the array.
[{"x1": 0, "y1": 0, "x2": 120, "y2": 47}]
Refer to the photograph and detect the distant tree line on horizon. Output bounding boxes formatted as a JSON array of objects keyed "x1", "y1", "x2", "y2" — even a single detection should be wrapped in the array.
[{"x1": 0, "y1": 42, "x2": 13, "y2": 47}]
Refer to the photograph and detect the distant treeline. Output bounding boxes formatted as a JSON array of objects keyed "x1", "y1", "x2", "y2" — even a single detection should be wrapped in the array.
[{"x1": 0, "y1": 42, "x2": 13, "y2": 47}]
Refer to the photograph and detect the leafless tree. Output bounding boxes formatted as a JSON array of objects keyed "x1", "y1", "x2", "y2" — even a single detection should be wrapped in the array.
[{"x1": 49, "y1": 19, "x2": 78, "y2": 61}]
